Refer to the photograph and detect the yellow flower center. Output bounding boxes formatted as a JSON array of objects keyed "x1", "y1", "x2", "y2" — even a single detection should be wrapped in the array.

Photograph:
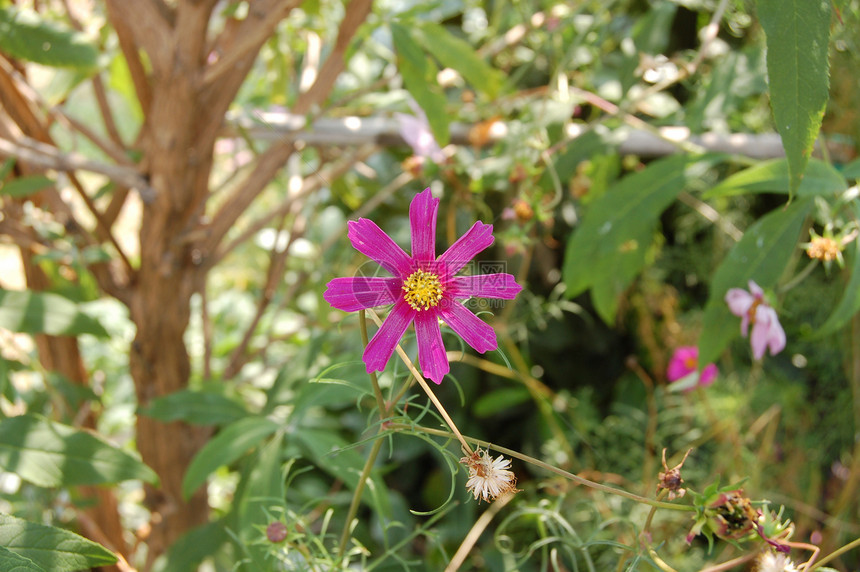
[{"x1": 402, "y1": 269, "x2": 444, "y2": 311}]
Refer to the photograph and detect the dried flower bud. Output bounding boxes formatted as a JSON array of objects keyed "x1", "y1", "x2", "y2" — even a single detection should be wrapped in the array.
[
  {"x1": 266, "y1": 521, "x2": 288, "y2": 543},
  {"x1": 657, "y1": 448, "x2": 691, "y2": 500}
]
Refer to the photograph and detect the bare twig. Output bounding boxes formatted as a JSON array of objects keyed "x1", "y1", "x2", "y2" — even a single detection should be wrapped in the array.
[{"x1": 0, "y1": 135, "x2": 155, "y2": 202}]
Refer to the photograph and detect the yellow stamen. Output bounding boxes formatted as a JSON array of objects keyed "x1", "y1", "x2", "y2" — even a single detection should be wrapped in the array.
[{"x1": 402, "y1": 269, "x2": 444, "y2": 311}]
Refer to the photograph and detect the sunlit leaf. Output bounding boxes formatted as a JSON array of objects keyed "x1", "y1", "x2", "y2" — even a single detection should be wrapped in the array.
[
  {"x1": 0, "y1": 514, "x2": 116, "y2": 571},
  {"x1": 0, "y1": 289, "x2": 109, "y2": 337},
  {"x1": 563, "y1": 154, "x2": 723, "y2": 322},
  {"x1": 0, "y1": 546, "x2": 44, "y2": 572},
  {"x1": 413, "y1": 21, "x2": 504, "y2": 98},
  {"x1": 0, "y1": 7, "x2": 98, "y2": 69},
  {"x1": 704, "y1": 158, "x2": 846, "y2": 198},
  {"x1": 182, "y1": 416, "x2": 280, "y2": 499},
  {"x1": 141, "y1": 389, "x2": 248, "y2": 427},
  {"x1": 757, "y1": 0, "x2": 831, "y2": 195},
  {"x1": 0, "y1": 414, "x2": 158, "y2": 487},
  {"x1": 390, "y1": 21, "x2": 449, "y2": 146}
]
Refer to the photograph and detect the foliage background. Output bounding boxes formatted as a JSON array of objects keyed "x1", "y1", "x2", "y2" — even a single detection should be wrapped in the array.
[{"x1": 0, "y1": 0, "x2": 859, "y2": 570}]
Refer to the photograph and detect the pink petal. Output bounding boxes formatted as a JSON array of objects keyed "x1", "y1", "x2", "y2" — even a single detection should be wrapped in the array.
[
  {"x1": 725, "y1": 288, "x2": 753, "y2": 317},
  {"x1": 409, "y1": 188, "x2": 439, "y2": 263},
  {"x1": 750, "y1": 318, "x2": 769, "y2": 360},
  {"x1": 446, "y1": 274, "x2": 522, "y2": 300},
  {"x1": 747, "y1": 280, "x2": 764, "y2": 298},
  {"x1": 414, "y1": 310, "x2": 449, "y2": 384},
  {"x1": 324, "y1": 277, "x2": 403, "y2": 311},
  {"x1": 667, "y1": 357, "x2": 693, "y2": 382},
  {"x1": 363, "y1": 299, "x2": 415, "y2": 373},
  {"x1": 437, "y1": 221, "x2": 495, "y2": 279},
  {"x1": 348, "y1": 219, "x2": 413, "y2": 277},
  {"x1": 699, "y1": 364, "x2": 718, "y2": 386},
  {"x1": 438, "y1": 300, "x2": 497, "y2": 354},
  {"x1": 762, "y1": 306, "x2": 786, "y2": 356}
]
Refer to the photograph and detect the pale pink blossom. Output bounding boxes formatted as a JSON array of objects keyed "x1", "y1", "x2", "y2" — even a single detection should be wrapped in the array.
[{"x1": 725, "y1": 280, "x2": 786, "y2": 360}]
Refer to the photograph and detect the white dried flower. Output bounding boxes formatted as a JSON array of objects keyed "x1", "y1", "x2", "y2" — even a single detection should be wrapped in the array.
[
  {"x1": 755, "y1": 551, "x2": 798, "y2": 572},
  {"x1": 461, "y1": 449, "x2": 518, "y2": 502}
]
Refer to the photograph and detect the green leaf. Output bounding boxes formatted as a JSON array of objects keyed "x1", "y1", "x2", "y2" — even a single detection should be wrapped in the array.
[
  {"x1": 0, "y1": 175, "x2": 53, "y2": 198},
  {"x1": 391, "y1": 21, "x2": 449, "y2": 146},
  {"x1": 842, "y1": 157, "x2": 860, "y2": 180},
  {"x1": 0, "y1": 414, "x2": 158, "y2": 487},
  {"x1": 0, "y1": 7, "x2": 98, "y2": 69},
  {"x1": 0, "y1": 546, "x2": 45, "y2": 572},
  {"x1": 155, "y1": 521, "x2": 230, "y2": 572},
  {"x1": 140, "y1": 389, "x2": 248, "y2": 426},
  {"x1": 413, "y1": 21, "x2": 504, "y2": 98},
  {"x1": 757, "y1": 0, "x2": 831, "y2": 195},
  {"x1": 182, "y1": 416, "x2": 279, "y2": 499},
  {"x1": 0, "y1": 513, "x2": 117, "y2": 571},
  {"x1": 234, "y1": 435, "x2": 286, "y2": 569},
  {"x1": 699, "y1": 198, "x2": 813, "y2": 365},
  {"x1": 0, "y1": 289, "x2": 109, "y2": 337},
  {"x1": 473, "y1": 387, "x2": 531, "y2": 417},
  {"x1": 562, "y1": 154, "x2": 723, "y2": 320},
  {"x1": 814, "y1": 203, "x2": 860, "y2": 337},
  {"x1": 704, "y1": 158, "x2": 846, "y2": 199}
]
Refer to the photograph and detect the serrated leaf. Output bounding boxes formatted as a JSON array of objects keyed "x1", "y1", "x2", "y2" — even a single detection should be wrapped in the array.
[
  {"x1": 0, "y1": 513, "x2": 117, "y2": 571},
  {"x1": 562, "y1": 154, "x2": 723, "y2": 318},
  {"x1": 0, "y1": 289, "x2": 109, "y2": 337},
  {"x1": 182, "y1": 416, "x2": 279, "y2": 499},
  {"x1": 0, "y1": 546, "x2": 45, "y2": 572},
  {"x1": 704, "y1": 158, "x2": 846, "y2": 199},
  {"x1": 140, "y1": 389, "x2": 248, "y2": 426},
  {"x1": 0, "y1": 414, "x2": 158, "y2": 487},
  {"x1": 699, "y1": 198, "x2": 812, "y2": 365},
  {"x1": 391, "y1": 21, "x2": 449, "y2": 146},
  {"x1": 413, "y1": 21, "x2": 504, "y2": 98},
  {"x1": 0, "y1": 7, "x2": 98, "y2": 69},
  {"x1": 757, "y1": 0, "x2": 831, "y2": 195}
]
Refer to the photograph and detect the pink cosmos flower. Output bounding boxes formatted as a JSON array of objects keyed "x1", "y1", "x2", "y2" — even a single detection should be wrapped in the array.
[
  {"x1": 394, "y1": 101, "x2": 445, "y2": 162},
  {"x1": 324, "y1": 188, "x2": 522, "y2": 383},
  {"x1": 725, "y1": 280, "x2": 786, "y2": 360},
  {"x1": 667, "y1": 346, "x2": 718, "y2": 390}
]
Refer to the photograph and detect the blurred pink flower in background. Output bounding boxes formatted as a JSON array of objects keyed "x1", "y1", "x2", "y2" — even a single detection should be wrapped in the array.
[
  {"x1": 394, "y1": 100, "x2": 445, "y2": 163},
  {"x1": 667, "y1": 346, "x2": 718, "y2": 391},
  {"x1": 725, "y1": 280, "x2": 786, "y2": 360}
]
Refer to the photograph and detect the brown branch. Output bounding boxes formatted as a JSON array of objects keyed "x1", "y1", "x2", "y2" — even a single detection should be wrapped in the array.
[
  {"x1": 104, "y1": 2, "x2": 152, "y2": 114},
  {"x1": 103, "y1": 0, "x2": 173, "y2": 75},
  {"x1": 204, "y1": 144, "x2": 375, "y2": 267},
  {"x1": 223, "y1": 209, "x2": 304, "y2": 380},
  {"x1": 203, "y1": 0, "x2": 300, "y2": 89},
  {"x1": 0, "y1": 135, "x2": 155, "y2": 201}
]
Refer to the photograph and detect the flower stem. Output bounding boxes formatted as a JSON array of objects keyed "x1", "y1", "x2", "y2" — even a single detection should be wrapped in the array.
[
  {"x1": 360, "y1": 310, "x2": 388, "y2": 416},
  {"x1": 812, "y1": 536, "x2": 860, "y2": 569},
  {"x1": 336, "y1": 311, "x2": 389, "y2": 563},
  {"x1": 366, "y1": 309, "x2": 473, "y2": 455},
  {"x1": 389, "y1": 423, "x2": 694, "y2": 512}
]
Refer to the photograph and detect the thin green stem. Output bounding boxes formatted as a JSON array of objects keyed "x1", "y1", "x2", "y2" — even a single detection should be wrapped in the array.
[
  {"x1": 389, "y1": 423, "x2": 694, "y2": 512},
  {"x1": 360, "y1": 310, "x2": 387, "y2": 416},
  {"x1": 336, "y1": 311, "x2": 390, "y2": 562},
  {"x1": 335, "y1": 436, "x2": 385, "y2": 563},
  {"x1": 812, "y1": 536, "x2": 860, "y2": 570}
]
